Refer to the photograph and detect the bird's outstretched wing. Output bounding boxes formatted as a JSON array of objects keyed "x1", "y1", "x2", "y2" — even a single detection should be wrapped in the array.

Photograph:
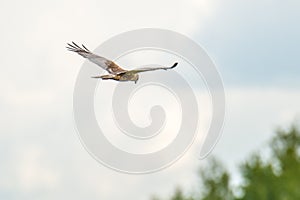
[
  {"x1": 66, "y1": 42, "x2": 127, "y2": 74},
  {"x1": 129, "y1": 62, "x2": 178, "y2": 74}
]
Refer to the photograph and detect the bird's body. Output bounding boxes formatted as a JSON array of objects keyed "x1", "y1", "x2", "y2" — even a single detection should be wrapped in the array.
[
  {"x1": 95, "y1": 72, "x2": 139, "y2": 82},
  {"x1": 67, "y1": 42, "x2": 178, "y2": 83}
]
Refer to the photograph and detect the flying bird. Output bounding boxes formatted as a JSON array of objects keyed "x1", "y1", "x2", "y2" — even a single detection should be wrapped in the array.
[{"x1": 67, "y1": 42, "x2": 178, "y2": 84}]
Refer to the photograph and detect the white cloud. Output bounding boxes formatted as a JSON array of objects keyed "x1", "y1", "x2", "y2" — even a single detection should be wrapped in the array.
[
  {"x1": 17, "y1": 146, "x2": 60, "y2": 192},
  {"x1": 0, "y1": 0, "x2": 216, "y2": 198}
]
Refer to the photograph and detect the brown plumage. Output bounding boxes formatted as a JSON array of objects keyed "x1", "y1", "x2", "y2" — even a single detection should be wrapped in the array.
[{"x1": 67, "y1": 42, "x2": 178, "y2": 84}]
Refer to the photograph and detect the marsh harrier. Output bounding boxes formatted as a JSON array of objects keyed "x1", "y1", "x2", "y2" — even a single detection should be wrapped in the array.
[{"x1": 67, "y1": 42, "x2": 178, "y2": 83}]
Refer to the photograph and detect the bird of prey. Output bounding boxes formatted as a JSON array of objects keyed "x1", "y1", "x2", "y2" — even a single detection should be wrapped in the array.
[{"x1": 67, "y1": 42, "x2": 178, "y2": 84}]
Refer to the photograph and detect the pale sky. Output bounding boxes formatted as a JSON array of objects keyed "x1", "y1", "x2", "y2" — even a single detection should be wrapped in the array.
[{"x1": 1, "y1": 0, "x2": 300, "y2": 199}]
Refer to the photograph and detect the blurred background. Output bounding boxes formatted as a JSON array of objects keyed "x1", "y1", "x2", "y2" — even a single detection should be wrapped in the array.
[{"x1": 1, "y1": 0, "x2": 300, "y2": 199}]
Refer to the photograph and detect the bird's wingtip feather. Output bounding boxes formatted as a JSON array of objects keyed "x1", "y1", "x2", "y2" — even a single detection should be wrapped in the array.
[{"x1": 171, "y1": 62, "x2": 178, "y2": 68}]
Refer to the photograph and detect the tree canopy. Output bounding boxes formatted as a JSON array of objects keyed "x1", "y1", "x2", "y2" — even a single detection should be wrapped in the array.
[{"x1": 153, "y1": 125, "x2": 300, "y2": 200}]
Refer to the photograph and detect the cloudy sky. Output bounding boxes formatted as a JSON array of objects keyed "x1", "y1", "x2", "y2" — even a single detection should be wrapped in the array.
[{"x1": 1, "y1": 0, "x2": 300, "y2": 199}]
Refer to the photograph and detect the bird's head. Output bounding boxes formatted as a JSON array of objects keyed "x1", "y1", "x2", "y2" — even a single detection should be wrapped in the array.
[{"x1": 133, "y1": 74, "x2": 139, "y2": 84}]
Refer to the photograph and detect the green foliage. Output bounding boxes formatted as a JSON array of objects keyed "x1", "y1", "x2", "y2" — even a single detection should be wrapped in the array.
[
  {"x1": 170, "y1": 188, "x2": 193, "y2": 200},
  {"x1": 240, "y1": 125, "x2": 300, "y2": 200},
  {"x1": 152, "y1": 124, "x2": 300, "y2": 200},
  {"x1": 199, "y1": 158, "x2": 234, "y2": 200},
  {"x1": 239, "y1": 155, "x2": 279, "y2": 200}
]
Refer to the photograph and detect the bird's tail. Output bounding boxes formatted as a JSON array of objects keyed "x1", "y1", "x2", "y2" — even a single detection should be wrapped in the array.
[{"x1": 91, "y1": 74, "x2": 116, "y2": 80}]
